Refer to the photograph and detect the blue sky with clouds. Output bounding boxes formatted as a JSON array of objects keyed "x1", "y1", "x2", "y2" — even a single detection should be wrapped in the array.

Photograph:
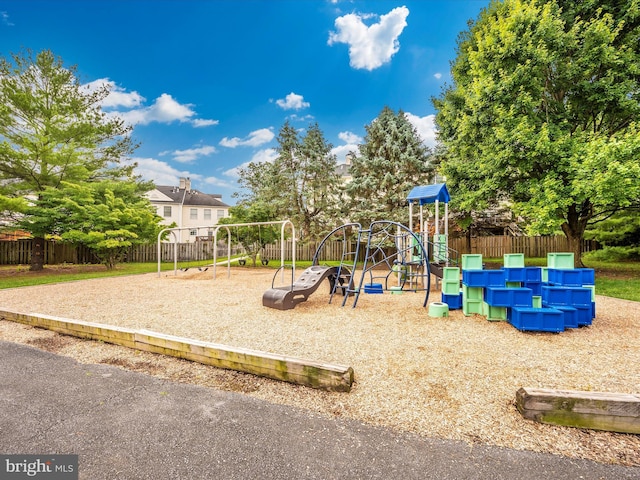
[{"x1": 1, "y1": 0, "x2": 490, "y2": 204}]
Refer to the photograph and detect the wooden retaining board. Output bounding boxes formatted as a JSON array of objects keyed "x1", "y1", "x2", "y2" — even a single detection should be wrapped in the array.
[
  {"x1": 516, "y1": 387, "x2": 640, "y2": 434},
  {"x1": 0, "y1": 309, "x2": 354, "y2": 392}
]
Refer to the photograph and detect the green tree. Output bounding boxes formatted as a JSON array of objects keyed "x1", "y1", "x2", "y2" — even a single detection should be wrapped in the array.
[
  {"x1": 0, "y1": 49, "x2": 141, "y2": 270},
  {"x1": 434, "y1": 0, "x2": 640, "y2": 266},
  {"x1": 346, "y1": 106, "x2": 434, "y2": 226},
  {"x1": 236, "y1": 121, "x2": 342, "y2": 240},
  {"x1": 22, "y1": 181, "x2": 163, "y2": 269},
  {"x1": 219, "y1": 202, "x2": 280, "y2": 267}
]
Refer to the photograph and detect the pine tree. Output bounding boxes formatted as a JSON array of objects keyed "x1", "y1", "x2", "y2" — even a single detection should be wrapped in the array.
[{"x1": 346, "y1": 106, "x2": 434, "y2": 226}]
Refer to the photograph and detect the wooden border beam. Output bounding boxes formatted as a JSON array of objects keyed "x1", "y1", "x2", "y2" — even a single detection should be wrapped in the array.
[
  {"x1": 516, "y1": 387, "x2": 640, "y2": 434},
  {"x1": 0, "y1": 309, "x2": 354, "y2": 392}
]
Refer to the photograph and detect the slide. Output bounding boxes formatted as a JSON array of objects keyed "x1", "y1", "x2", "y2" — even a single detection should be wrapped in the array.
[{"x1": 262, "y1": 265, "x2": 349, "y2": 310}]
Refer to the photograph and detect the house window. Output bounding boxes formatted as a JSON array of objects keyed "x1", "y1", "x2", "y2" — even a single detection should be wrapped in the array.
[
  {"x1": 163, "y1": 206, "x2": 172, "y2": 217},
  {"x1": 204, "y1": 209, "x2": 212, "y2": 221},
  {"x1": 190, "y1": 208, "x2": 197, "y2": 220},
  {"x1": 189, "y1": 229, "x2": 197, "y2": 236},
  {"x1": 217, "y1": 209, "x2": 225, "y2": 219}
]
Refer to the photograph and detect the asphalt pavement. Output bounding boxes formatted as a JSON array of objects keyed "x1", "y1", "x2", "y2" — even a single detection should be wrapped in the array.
[{"x1": 1, "y1": 340, "x2": 638, "y2": 479}]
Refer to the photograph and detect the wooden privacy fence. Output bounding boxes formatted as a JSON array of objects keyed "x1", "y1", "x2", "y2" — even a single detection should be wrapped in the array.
[
  {"x1": 448, "y1": 236, "x2": 598, "y2": 258},
  {"x1": 0, "y1": 235, "x2": 599, "y2": 265},
  {"x1": 0, "y1": 239, "x2": 97, "y2": 265}
]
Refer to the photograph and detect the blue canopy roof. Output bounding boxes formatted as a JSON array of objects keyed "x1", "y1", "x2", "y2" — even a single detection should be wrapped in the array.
[{"x1": 407, "y1": 184, "x2": 450, "y2": 205}]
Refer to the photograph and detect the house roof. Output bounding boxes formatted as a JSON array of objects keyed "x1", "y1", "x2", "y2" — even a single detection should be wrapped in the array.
[
  {"x1": 406, "y1": 183, "x2": 450, "y2": 205},
  {"x1": 152, "y1": 186, "x2": 230, "y2": 208}
]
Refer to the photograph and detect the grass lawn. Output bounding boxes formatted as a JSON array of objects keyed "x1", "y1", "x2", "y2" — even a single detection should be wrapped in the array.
[{"x1": 0, "y1": 259, "x2": 638, "y2": 302}]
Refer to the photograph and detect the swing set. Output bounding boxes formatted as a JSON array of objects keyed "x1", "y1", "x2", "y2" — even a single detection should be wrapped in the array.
[{"x1": 156, "y1": 220, "x2": 296, "y2": 278}]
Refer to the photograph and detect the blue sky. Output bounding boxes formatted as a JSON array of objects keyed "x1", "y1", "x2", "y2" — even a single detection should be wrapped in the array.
[{"x1": 1, "y1": 0, "x2": 489, "y2": 205}]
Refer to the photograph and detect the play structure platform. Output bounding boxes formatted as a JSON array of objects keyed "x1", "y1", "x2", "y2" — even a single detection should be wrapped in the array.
[{"x1": 262, "y1": 265, "x2": 350, "y2": 310}]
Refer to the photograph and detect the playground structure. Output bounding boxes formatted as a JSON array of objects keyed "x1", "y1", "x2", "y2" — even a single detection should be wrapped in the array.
[
  {"x1": 263, "y1": 184, "x2": 460, "y2": 310},
  {"x1": 157, "y1": 220, "x2": 296, "y2": 279}
]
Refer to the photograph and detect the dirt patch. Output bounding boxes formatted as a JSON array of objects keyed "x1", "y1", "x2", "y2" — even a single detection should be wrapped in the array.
[
  {"x1": 0, "y1": 264, "x2": 107, "y2": 278},
  {"x1": 26, "y1": 334, "x2": 73, "y2": 353}
]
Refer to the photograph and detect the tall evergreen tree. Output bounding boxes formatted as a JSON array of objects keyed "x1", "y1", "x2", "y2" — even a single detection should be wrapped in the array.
[
  {"x1": 0, "y1": 50, "x2": 151, "y2": 269},
  {"x1": 346, "y1": 106, "x2": 434, "y2": 226}
]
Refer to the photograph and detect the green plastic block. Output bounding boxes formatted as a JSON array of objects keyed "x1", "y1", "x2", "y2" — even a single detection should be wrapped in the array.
[
  {"x1": 583, "y1": 285, "x2": 596, "y2": 301},
  {"x1": 541, "y1": 267, "x2": 548, "y2": 283},
  {"x1": 463, "y1": 299, "x2": 483, "y2": 316},
  {"x1": 532, "y1": 295, "x2": 542, "y2": 308},
  {"x1": 442, "y1": 280, "x2": 460, "y2": 295},
  {"x1": 503, "y1": 253, "x2": 525, "y2": 268},
  {"x1": 442, "y1": 267, "x2": 460, "y2": 281},
  {"x1": 462, "y1": 254, "x2": 483, "y2": 270},
  {"x1": 506, "y1": 281, "x2": 521, "y2": 288},
  {"x1": 547, "y1": 252, "x2": 574, "y2": 269},
  {"x1": 462, "y1": 285, "x2": 483, "y2": 300},
  {"x1": 483, "y1": 302, "x2": 507, "y2": 321}
]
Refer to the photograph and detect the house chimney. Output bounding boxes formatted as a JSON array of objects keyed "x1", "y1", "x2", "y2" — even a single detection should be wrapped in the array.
[
  {"x1": 345, "y1": 153, "x2": 353, "y2": 165},
  {"x1": 179, "y1": 177, "x2": 191, "y2": 190}
]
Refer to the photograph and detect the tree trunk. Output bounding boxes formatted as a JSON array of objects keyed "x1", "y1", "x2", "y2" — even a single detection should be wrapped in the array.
[
  {"x1": 561, "y1": 204, "x2": 590, "y2": 268},
  {"x1": 465, "y1": 228, "x2": 472, "y2": 254},
  {"x1": 30, "y1": 237, "x2": 45, "y2": 271}
]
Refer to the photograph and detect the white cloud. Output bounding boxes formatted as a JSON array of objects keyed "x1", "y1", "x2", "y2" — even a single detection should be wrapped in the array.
[
  {"x1": 192, "y1": 118, "x2": 219, "y2": 127},
  {"x1": 405, "y1": 112, "x2": 437, "y2": 148},
  {"x1": 202, "y1": 176, "x2": 236, "y2": 189},
  {"x1": 433, "y1": 72, "x2": 442, "y2": 79},
  {"x1": 338, "y1": 131, "x2": 362, "y2": 144},
  {"x1": 331, "y1": 130, "x2": 362, "y2": 163},
  {"x1": 165, "y1": 145, "x2": 217, "y2": 163},
  {"x1": 220, "y1": 128, "x2": 275, "y2": 148},
  {"x1": 126, "y1": 156, "x2": 202, "y2": 187},
  {"x1": 1, "y1": 11, "x2": 14, "y2": 26},
  {"x1": 84, "y1": 79, "x2": 145, "y2": 108},
  {"x1": 275, "y1": 92, "x2": 310, "y2": 110},
  {"x1": 86, "y1": 80, "x2": 218, "y2": 127},
  {"x1": 328, "y1": 6, "x2": 409, "y2": 70},
  {"x1": 288, "y1": 113, "x2": 315, "y2": 123},
  {"x1": 223, "y1": 148, "x2": 278, "y2": 178}
]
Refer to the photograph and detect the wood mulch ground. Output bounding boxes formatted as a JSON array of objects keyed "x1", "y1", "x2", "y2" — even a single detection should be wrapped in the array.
[{"x1": 0, "y1": 266, "x2": 638, "y2": 467}]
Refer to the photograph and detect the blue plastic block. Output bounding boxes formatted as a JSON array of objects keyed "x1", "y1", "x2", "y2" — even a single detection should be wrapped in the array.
[
  {"x1": 524, "y1": 267, "x2": 542, "y2": 282},
  {"x1": 509, "y1": 307, "x2": 565, "y2": 333},
  {"x1": 592, "y1": 302, "x2": 596, "y2": 319},
  {"x1": 577, "y1": 268, "x2": 595, "y2": 286},
  {"x1": 556, "y1": 306, "x2": 578, "y2": 328},
  {"x1": 566, "y1": 287, "x2": 592, "y2": 307},
  {"x1": 523, "y1": 281, "x2": 542, "y2": 296},
  {"x1": 503, "y1": 267, "x2": 526, "y2": 282},
  {"x1": 364, "y1": 283, "x2": 383, "y2": 294},
  {"x1": 485, "y1": 287, "x2": 533, "y2": 307},
  {"x1": 548, "y1": 269, "x2": 583, "y2": 287},
  {"x1": 462, "y1": 270, "x2": 485, "y2": 287},
  {"x1": 542, "y1": 286, "x2": 592, "y2": 307},
  {"x1": 485, "y1": 270, "x2": 506, "y2": 287},
  {"x1": 441, "y1": 293, "x2": 462, "y2": 310},
  {"x1": 576, "y1": 306, "x2": 593, "y2": 326}
]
